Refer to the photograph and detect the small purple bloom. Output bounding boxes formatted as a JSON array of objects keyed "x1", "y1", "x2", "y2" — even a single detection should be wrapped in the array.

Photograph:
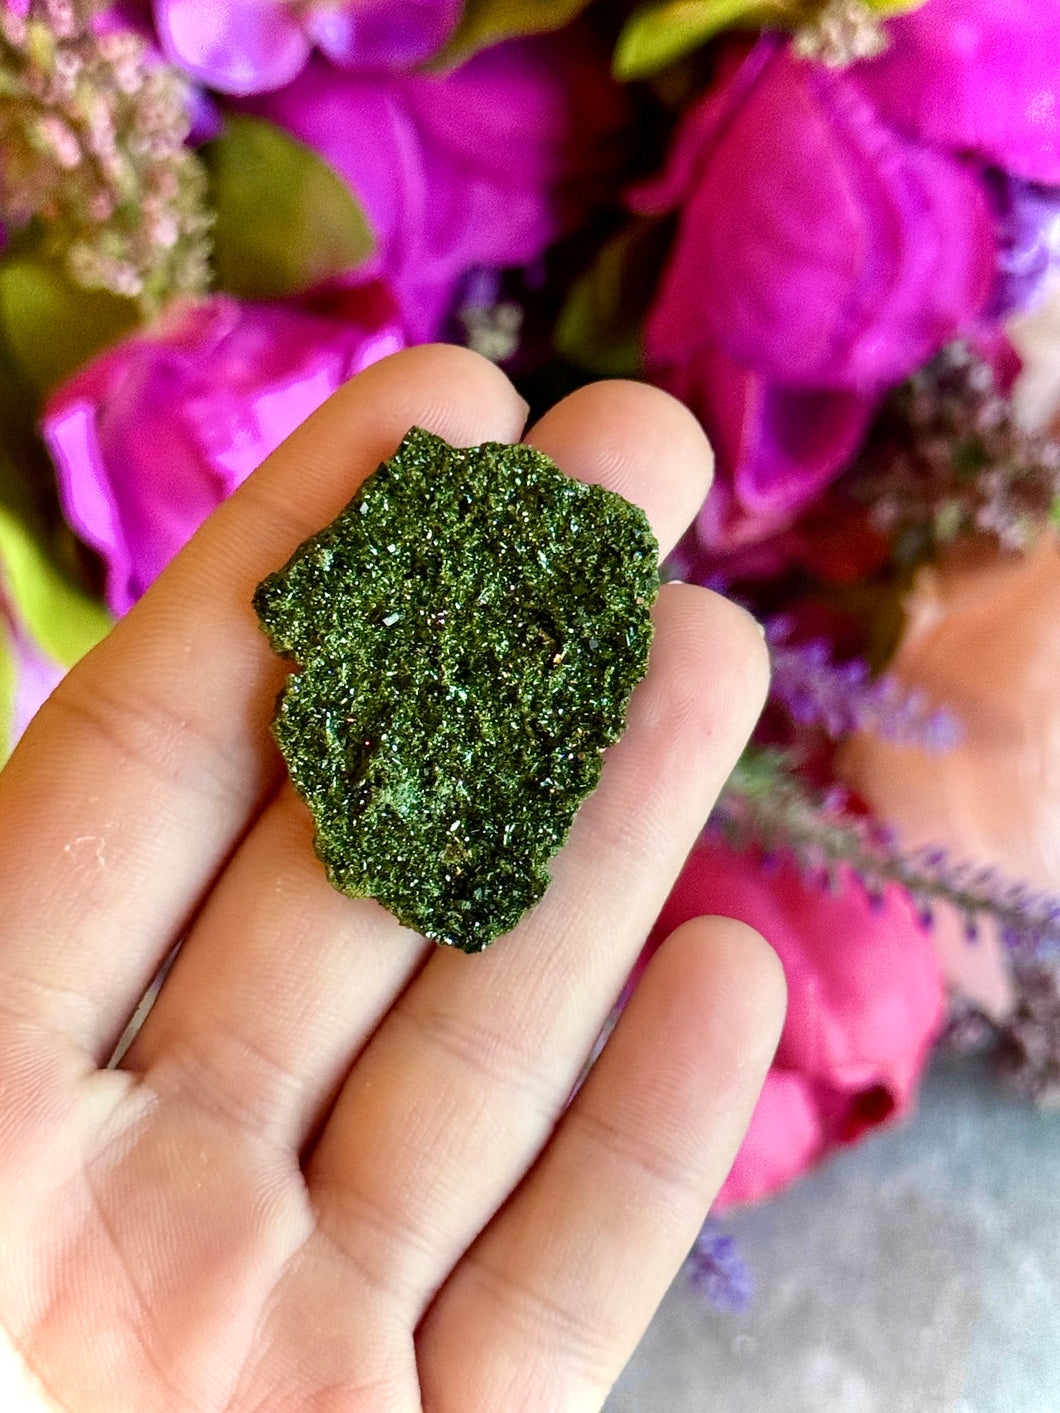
[
  {"x1": 991, "y1": 174, "x2": 1060, "y2": 318},
  {"x1": 767, "y1": 631, "x2": 965, "y2": 751},
  {"x1": 154, "y1": 0, "x2": 461, "y2": 94},
  {"x1": 43, "y1": 287, "x2": 405, "y2": 615},
  {"x1": 686, "y1": 1219, "x2": 754, "y2": 1314}
]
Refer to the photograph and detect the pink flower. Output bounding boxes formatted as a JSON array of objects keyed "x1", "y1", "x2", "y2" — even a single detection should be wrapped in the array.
[
  {"x1": 154, "y1": 0, "x2": 460, "y2": 94},
  {"x1": 239, "y1": 32, "x2": 626, "y2": 341},
  {"x1": 43, "y1": 287, "x2": 405, "y2": 615},
  {"x1": 651, "y1": 837, "x2": 946, "y2": 1208},
  {"x1": 634, "y1": 1, "x2": 1060, "y2": 552}
]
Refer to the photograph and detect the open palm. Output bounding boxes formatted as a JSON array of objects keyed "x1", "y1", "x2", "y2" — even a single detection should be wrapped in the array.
[{"x1": 0, "y1": 347, "x2": 783, "y2": 1413}]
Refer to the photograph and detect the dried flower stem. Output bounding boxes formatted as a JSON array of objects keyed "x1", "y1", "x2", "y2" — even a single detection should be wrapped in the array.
[
  {"x1": 0, "y1": 0, "x2": 212, "y2": 312},
  {"x1": 849, "y1": 343, "x2": 1060, "y2": 557}
]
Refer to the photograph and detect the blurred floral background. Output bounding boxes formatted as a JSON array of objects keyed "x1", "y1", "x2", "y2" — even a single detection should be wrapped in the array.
[{"x1": 2, "y1": 0, "x2": 1060, "y2": 1314}]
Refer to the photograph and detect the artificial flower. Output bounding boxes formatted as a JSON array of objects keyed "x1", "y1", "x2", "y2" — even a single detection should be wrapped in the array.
[
  {"x1": 43, "y1": 287, "x2": 405, "y2": 615},
  {"x1": 634, "y1": 0, "x2": 1060, "y2": 551},
  {"x1": 239, "y1": 31, "x2": 626, "y2": 341},
  {"x1": 650, "y1": 836, "x2": 946, "y2": 1207},
  {"x1": 153, "y1": 0, "x2": 460, "y2": 95}
]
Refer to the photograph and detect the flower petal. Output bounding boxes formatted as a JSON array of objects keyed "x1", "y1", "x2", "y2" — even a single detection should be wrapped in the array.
[
  {"x1": 44, "y1": 292, "x2": 405, "y2": 614},
  {"x1": 643, "y1": 46, "x2": 995, "y2": 390},
  {"x1": 855, "y1": 0, "x2": 1060, "y2": 184},
  {"x1": 307, "y1": 0, "x2": 460, "y2": 69},
  {"x1": 656, "y1": 344, "x2": 875, "y2": 548},
  {"x1": 155, "y1": 0, "x2": 311, "y2": 94}
]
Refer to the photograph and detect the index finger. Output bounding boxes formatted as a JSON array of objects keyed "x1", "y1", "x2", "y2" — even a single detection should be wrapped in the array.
[{"x1": 0, "y1": 346, "x2": 529, "y2": 1060}]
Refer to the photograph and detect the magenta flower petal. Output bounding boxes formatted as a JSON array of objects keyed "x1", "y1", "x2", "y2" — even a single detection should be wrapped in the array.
[
  {"x1": 854, "y1": 0, "x2": 1060, "y2": 184},
  {"x1": 307, "y1": 0, "x2": 460, "y2": 70},
  {"x1": 658, "y1": 344, "x2": 875, "y2": 548},
  {"x1": 155, "y1": 0, "x2": 311, "y2": 94},
  {"x1": 714, "y1": 1070, "x2": 821, "y2": 1210},
  {"x1": 641, "y1": 47, "x2": 995, "y2": 391},
  {"x1": 242, "y1": 34, "x2": 625, "y2": 340},
  {"x1": 652, "y1": 838, "x2": 946, "y2": 1206},
  {"x1": 44, "y1": 291, "x2": 405, "y2": 615}
]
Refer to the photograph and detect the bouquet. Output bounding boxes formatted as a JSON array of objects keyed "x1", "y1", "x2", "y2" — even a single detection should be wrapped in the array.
[{"x1": 3, "y1": 0, "x2": 1060, "y2": 1310}]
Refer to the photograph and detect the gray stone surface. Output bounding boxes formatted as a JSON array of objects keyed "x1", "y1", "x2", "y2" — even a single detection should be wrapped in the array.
[{"x1": 607, "y1": 1055, "x2": 1060, "y2": 1413}]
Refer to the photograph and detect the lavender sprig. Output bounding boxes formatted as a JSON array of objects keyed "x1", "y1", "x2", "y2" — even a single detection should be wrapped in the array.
[
  {"x1": 0, "y1": 0, "x2": 212, "y2": 312},
  {"x1": 717, "y1": 750, "x2": 1060, "y2": 954},
  {"x1": 767, "y1": 628, "x2": 963, "y2": 751},
  {"x1": 685, "y1": 1219, "x2": 753, "y2": 1314}
]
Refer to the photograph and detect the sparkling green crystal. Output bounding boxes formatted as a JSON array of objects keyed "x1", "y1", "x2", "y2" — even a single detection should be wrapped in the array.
[{"x1": 253, "y1": 426, "x2": 659, "y2": 953}]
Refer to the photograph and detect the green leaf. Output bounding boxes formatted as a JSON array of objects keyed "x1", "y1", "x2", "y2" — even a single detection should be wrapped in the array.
[
  {"x1": 0, "y1": 256, "x2": 139, "y2": 399},
  {"x1": 614, "y1": 0, "x2": 774, "y2": 78},
  {"x1": 614, "y1": 0, "x2": 928, "y2": 79},
  {"x1": 435, "y1": 0, "x2": 593, "y2": 66},
  {"x1": 554, "y1": 217, "x2": 674, "y2": 378},
  {"x1": 0, "y1": 506, "x2": 111, "y2": 668},
  {"x1": 204, "y1": 114, "x2": 376, "y2": 301}
]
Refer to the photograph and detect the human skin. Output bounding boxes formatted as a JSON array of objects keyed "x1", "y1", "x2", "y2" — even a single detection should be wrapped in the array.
[{"x1": 0, "y1": 346, "x2": 784, "y2": 1413}]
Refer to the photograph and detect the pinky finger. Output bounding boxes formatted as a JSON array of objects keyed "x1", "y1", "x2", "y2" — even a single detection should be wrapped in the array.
[{"x1": 416, "y1": 914, "x2": 787, "y2": 1413}]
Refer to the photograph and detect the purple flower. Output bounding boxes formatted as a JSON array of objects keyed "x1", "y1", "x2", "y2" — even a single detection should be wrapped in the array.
[
  {"x1": 991, "y1": 174, "x2": 1060, "y2": 317},
  {"x1": 238, "y1": 32, "x2": 626, "y2": 341},
  {"x1": 43, "y1": 287, "x2": 405, "y2": 615},
  {"x1": 685, "y1": 1219, "x2": 754, "y2": 1314},
  {"x1": 633, "y1": 0, "x2": 1060, "y2": 552},
  {"x1": 154, "y1": 0, "x2": 461, "y2": 94}
]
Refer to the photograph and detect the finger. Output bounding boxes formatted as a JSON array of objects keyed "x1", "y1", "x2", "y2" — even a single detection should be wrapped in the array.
[
  {"x1": 416, "y1": 917, "x2": 786, "y2": 1412},
  {"x1": 524, "y1": 378, "x2": 714, "y2": 553},
  {"x1": 123, "y1": 381, "x2": 717, "y2": 1152},
  {"x1": 307, "y1": 579, "x2": 770, "y2": 1312},
  {"x1": 0, "y1": 346, "x2": 529, "y2": 1062}
]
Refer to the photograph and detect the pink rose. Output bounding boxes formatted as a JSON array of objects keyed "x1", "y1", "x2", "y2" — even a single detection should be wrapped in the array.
[
  {"x1": 43, "y1": 287, "x2": 405, "y2": 615},
  {"x1": 651, "y1": 837, "x2": 946, "y2": 1207},
  {"x1": 633, "y1": 1, "x2": 1060, "y2": 553}
]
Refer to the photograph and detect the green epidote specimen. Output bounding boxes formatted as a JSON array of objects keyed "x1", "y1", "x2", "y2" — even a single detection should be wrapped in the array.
[{"x1": 253, "y1": 426, "x2": 659, "y2": 952}]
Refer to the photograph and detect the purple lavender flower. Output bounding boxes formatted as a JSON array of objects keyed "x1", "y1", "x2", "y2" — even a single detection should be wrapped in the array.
[
  {"x1": 767, "y1": 630, "x2": 964, "y2": 752},
  {"x1": 685, "y1": 1219, "x2": 753, "y2": 1314},
  {"x1": 991, "y1": 173, "x2": 1060, "y2": 318},
  {"x1": 154, "y1": 0, "x2": 461, "y2": 94}
]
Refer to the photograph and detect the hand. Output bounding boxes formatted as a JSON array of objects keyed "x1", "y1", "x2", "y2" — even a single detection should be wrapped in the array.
[{"x1": 0, "y1": 347, "x2": 784, "y2": 1413}]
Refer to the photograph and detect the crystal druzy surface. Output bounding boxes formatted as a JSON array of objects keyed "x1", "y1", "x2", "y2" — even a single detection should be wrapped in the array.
[{"x1": 253, "y1": 426, "x2": 659, "y2": 952}]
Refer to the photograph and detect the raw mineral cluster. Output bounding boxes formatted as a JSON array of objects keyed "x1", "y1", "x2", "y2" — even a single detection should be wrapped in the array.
[{"x1": 254, "y1": 426, "x2": 658, "y2": 952}]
